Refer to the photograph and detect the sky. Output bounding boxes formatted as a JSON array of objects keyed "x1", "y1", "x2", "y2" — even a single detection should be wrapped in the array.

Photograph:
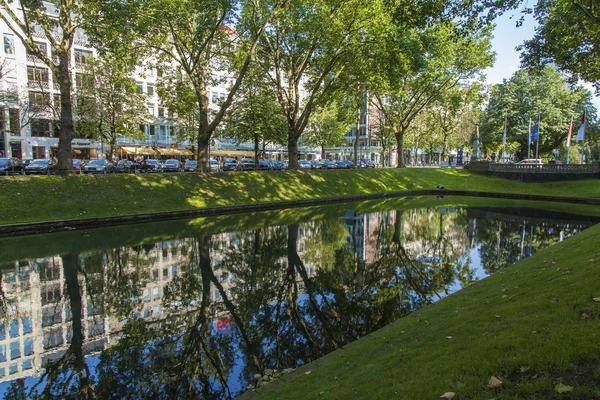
[{"x1": 484, "y1": 10, "x2": 600, "y2": 111}]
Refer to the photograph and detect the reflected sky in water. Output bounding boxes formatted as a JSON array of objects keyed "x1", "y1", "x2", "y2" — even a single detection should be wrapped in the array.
[{"x1": 0, "y1": 201, "x2": 596, "y2": 399}]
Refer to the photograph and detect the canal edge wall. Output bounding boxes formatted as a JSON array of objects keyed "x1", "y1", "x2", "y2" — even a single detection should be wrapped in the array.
[{"x1": 1, "y1": 190, "x2": 599, "y2": 238}]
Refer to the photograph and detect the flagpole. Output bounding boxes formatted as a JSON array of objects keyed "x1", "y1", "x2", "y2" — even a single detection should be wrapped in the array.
[
  {"x1": 581, "y1": 108, "x2": 586, "y2": 163},
  {"x1": 567, "y1": 116, "x2": 573, "y2": 165},
  {"x1": 528, "y1": 118, "x2": 531, "y2": 159},
  {"x1": 502, "y1": 112, "x2": 507, "y2": 162},
  {"x1": 535, "y1": 110, "x2": 540, "y2": 160}
]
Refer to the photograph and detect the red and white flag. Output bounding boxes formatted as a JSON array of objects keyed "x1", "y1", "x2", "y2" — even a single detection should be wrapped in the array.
[{"x1": 576, "y1": 110, "x2": 585, "y2": 143}]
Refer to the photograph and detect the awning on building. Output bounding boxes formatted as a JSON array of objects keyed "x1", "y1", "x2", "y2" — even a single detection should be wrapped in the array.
[
  {"x1": 207, "y1": 149, "x2": 254, "y2": 157},
  {"x1": 116, "y1": 146, "x2": 157, "y2": 156},
  {"x1": 156, "y1": 148, "x2": 193, "y2": 157}
]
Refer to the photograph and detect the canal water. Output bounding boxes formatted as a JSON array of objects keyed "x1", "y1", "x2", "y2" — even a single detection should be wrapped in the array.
[{"x1": 0, "y1": 198, "x2": 597, "y2": 399}]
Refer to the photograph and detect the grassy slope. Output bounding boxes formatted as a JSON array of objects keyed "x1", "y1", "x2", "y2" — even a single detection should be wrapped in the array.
[
  {"x1": 258, "y1": 223, "x2": 600, "y2": 400},
  {"x1": 1, "y1": 169, "x2": 600, "y2": 225}
]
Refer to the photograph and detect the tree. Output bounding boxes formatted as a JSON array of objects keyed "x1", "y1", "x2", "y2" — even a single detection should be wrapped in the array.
[
  {"x1": 77, "y1": 54, "x2": 149, "y2": 161},
  {"x1": 0, "y1": 0, "x2": 95, "y2": 174},
  {"x1": 304, "y1": 101, "x2": 350, "y2": 159},
  {"x1": 519, "y1": 0, "x2": 600, "y2": 93},
  {"x1": 478, "y1": 66, "x2": 596, "y2": 160},
  {"x1": 370, "y1": 22, "x2": 494, "y2": 167},
  {"x1": 128, "y1": 0, "x2": 286, "y2": 172},
  {"x1": 222, "y1": 68, "x2": 287, "y2": 167},
  {"x1": 255, "y1": 0, "x2": 390, "y2": 169}
]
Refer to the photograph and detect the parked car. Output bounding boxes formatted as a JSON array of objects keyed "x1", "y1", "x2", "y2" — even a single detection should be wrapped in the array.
[
  {"x1": 22, "y1": 158, "x2": 34, "y2": 168},
  {"x1": 72, "y1": 159, "x2": 84, "y2": 174},
  {"x1": 298, "y1": 159, "x2": 312, "y2": 169},
  {"x1": 25, "y1": 159, "x2": 55, "y2": 175},
  {"x1": 0, "y1": 157, "x2": 24, "y2": 175},
  {"x1": 209, "y1": 159, "x2": 220, "y2": 172},
  {"x1": 115, "y1": 160, "x2": 142, "y2": 173},
  {"x1": 320, "y1": 159, "x2": 337, "y2": 169},
  {"x1": 83, "y1": 159, "x2": 114, "y2": 174},
  {"x1": 184, "y1": 160, "x2": 198, "y2": 172},
  {"x1": 240, "y1": 158, "x2": 256, "y2": 171},
  {"x1": 335, "y1": 159, "x2": 348, "y2": 169},
  {"x1": 359, "y1": 159, "x2": 375, "y2": 168},
  {"x1": 345, "y1": 160, "x2": 355, "y2": 169},
  {"x1": 222, "y1": 158, "x2": 241, "y2": 171},
  {"x1": 162, "y1": 159, "x2": 181, "y2": 172},
  {"x1": 143, "y1": 159, "x2": 162, "y2": 172},
  {"x1": 517, "y1": 159, "x2": 544, "y2": 165},
  {"x1": 310, "y1": 160, "x2": 321, "y2": 169},
  {"x1": 258, "y1": 160, "x2": 273, "y2": 170},
  {"x1": 271, "y1": 161, "x2": 286, "y2": 170}
]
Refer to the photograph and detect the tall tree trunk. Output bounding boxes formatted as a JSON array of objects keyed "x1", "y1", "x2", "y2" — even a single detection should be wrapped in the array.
[
  {"x1": 56, "y1": 56, "x2": 74, "y2": 175},
  {"x1": 288, "y1": 130, "x2": 299, "y2": 169},
  {"x1": 321, "y1": 145, "x2": 326, "y2": 159},
  {"x1": 354, "y1": 107, "x2": 360, "y2": 167},
  {"x1": 395, "y1": 129, "x2": 406, "y2": 168},
  {"x1": 254, "y1": 132, "x2": 259, "y2": 171},
  {"x1": 197, "y1": 134, "x2": 210, "y2": 173},
  {"x1": 197, "y1": 85, "x2": 211, "y2": 173}
]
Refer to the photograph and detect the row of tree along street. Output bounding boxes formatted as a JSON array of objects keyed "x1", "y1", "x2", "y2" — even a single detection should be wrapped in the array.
[{"x1": 0, "y1": 0, "x2": 598, "y2": 173}]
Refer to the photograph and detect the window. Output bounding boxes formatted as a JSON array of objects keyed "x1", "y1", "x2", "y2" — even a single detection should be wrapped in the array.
[
  {"x1": 9, "y1": 320, "x2": 19, "y2": 338},
  {"x1": 136, "y1": 82, "x2": 143, "y2": 94},
  {"x1": 22, "y1": 316, "x2": 32, "y2": 335},
  {"x1": 147, "y1": 84, "x2": 154, "y2": 97},
  {"x1": 172, "y1": 266, "x2": 178, "y2": 276},
  {"x1": 10, "y1": 341, "x2": 20, "y2": 360},
  {"x1": 42, "y1": 308, "x2": 62, "y2": 327},
  {"x1": 157, "y1": 70, "x2": 163, "y2": 78},
  {"x1": 143, "y1": 308, "x2": 150, "y2": 319},
  {"x1": 158, "y1": 107, "x2": 165, "y2": 118},
  {"x1": 149, "y1": 125, "x2": 156, "y2": 136},
  {"x1": 212, "y1": 93, "x2": 218, "y2": 104},
  {"x1": 162, "y1": 268, "x2": 168, "y2": 278},
  {"x1": 41, "y1": 284, "x2": 61, "y2": 305},
  {"x1": 30, "y1": 118, "x2": 51, "y2": 137},
  {"x1": 143, "y1": 289, "x2": 149, "y2": 301},
  {"x1": 0, "y1": 323, "x2": 4, "y2": 341},
  {"x1": 22, "y1": 359, "x2": 33, "y2": 370},
  {"x1": 159, "y1": 125, "x2": 166, "y2": 137},
  {"x1": 152, "y1": 269, "x2": 158, "y2": 280},
  {"x1": 43, "y1": 329, "x2": 63, "y2": 350},
  {"x1": 88, "y1": 319, "x2": 104, "y2": 337},
  {"x1": 9, "y1": 108, "x2": 20, "y2": 133},
  {"x1": 75, "y1": 73, "x2": 93, "y2": 90},
  {"x1": 153, "y1": 305, "x2": 160, "y2": 317},
  {"x1": 9, "y1": 364, "x2": 17, "y2": 375},
  {"x1": 29, "y1": 92, "x2": 50, "y2": 112},
  {"x1": 3, "y1": 34, "x2": 15, "y2": 55},
  {"x1": 152, "y1": 287, "x2": 159, "y2": 300},
  {"x1": 27, "y1": 66, "x2": 49, "y2": 83},
  {"x1": 23, "y1": 338, "x2": 33, "y2": 356},
  {"x1": 148, "y1": 105, "x2": 154, "y2": 116},
  {"x1": 30, "y1": 41, "x2": 47, "y2": 56},
  {"x1": 0, "y1": 367, "x2": 4, "y2": 377},
  {"x1": 74, "y1": 49, "x2": 92, "y2": 66},
  {"x1": 0, "y1": 345, "x2": 6, "y2": 362}
]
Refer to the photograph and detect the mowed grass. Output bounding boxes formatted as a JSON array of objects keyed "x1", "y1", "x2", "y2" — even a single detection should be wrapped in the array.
[
  {"x1": 1, "y1": 168, "x2": 600, "y2": 225},
  {"x1": 258, "y1": 222, "x2": 600, "y2": 400}
]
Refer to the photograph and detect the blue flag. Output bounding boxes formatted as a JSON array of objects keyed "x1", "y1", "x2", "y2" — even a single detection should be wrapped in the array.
[{"x1": 531, "y1": 111, "x2": 541, "y2": 142}]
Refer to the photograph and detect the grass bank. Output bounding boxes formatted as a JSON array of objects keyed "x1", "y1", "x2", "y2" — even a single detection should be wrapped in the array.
[
  {"x1": 254, "y1": 222, "x2": 600, "y2": 400},
  {"x1": 1, "y1": 169, "x2": 600, "y2": 225}
]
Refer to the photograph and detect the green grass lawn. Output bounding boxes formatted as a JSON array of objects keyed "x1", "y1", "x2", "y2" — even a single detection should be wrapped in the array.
[
  {"x1": 255, "y1": 221, "x2": 600, "y2": 400},
  {"x1": 1, "y1": 169, "x2": 600, "y2": 225}
]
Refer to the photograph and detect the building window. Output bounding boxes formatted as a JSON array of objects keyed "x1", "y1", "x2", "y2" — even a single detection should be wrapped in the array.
[
  {"x1": 159, "y1": 125, "x2": 166, "y2": 137},
  {"x1": 153, "y1": 306, "x2": 160, "y2": 317},
  {"x1": 42, "y1": 329, "x2": 63, "y2": 350},
  {"x1": 74, "y1": 49, "x2": 92, "y2": 66},
  {"x1": 23, "y1": 338, "x2": 33, "y2": 357},
  {"x1": 147, "y1": 84, "x2": 154, "y2": 97},
  {"x1": 0, "y1": 345, "x2": 6, "y2": 362},
  {"x1": 22, "y1": 316, "x2": 32, "y2": 335},
  {"x1": 9, "y1": 320, "x2": 19, "y2": 338},
  {"x1": 157, "y1": 70, "x2": 163, "y2": 78},
  {"x1": 162, "y1": 268, "x2": 168, "y2": 278},
  {"x1": 9, "y1": 108, "x2": 20, "y2": 133},
  {"x1": 29, "y1": 41, "x2": 47, "y2": 57},
  {"x1": 22, "y1": 359, "x2": 33, "y2": 370},
  {"x1": 30, "y1": 118, "x2": 52, "y2": 137},
  {"x1": 149, "y1": 125, "x2": 156, "y2": 136},
  {"x1": 148, "y1": 105, "x2": 154, "y2": 116},
  {"x1": 29, "y1": 92, "x2": 50, "y2": 112},
  {"x1": 212, "y1": 93, "x2": 218, "y2": 104},
  {"x1": 10, "y1": 341, "x2": 20, "y2": 360},
  {"x1": 27, "y1": 66, "x2": 49, "y2": 84},
  {"x1": 136, "y1": 82, "x2": 143, "y2": 94},
  {"x1": 152, "y1": 269, "x2": 158, "y2": 280},
  {"x1": 8, "y1": 364, "x2": 17, "y2": 375},
  {"x1": 152, "y1": 287, "x2": 159, "y2": 300},
  {"x1": 3, "y1": 34, "x2": 15, "y2": 55},
  {"x1": 158, "y1": 107, "x2": 164, "y2": 118}
]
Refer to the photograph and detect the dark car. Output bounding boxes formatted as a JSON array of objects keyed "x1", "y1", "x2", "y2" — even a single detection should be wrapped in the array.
[
  {"x1": 209, "y1": 159, "x2": 220, "y2": 172},
  {"x1": 345, "y1": 160, "x2": 355, "y2": 169},
  {"x1": 320, "y1": 159, "x2": 337, "y2": 169},
  {"x1": 83, "y1": 160, "x2": 114, "y2": 174},
  {"x1": 222, "y1": 158, "x2": 241, "y2": 171},
  {"x1": 184, "y1": 160, "x2": 198, "y2": 172},
  {"x1": 143, "y1": 159, "x2": 161, "y2": 172},
  {"x1": 162, "y1": 159, "x2": 181, "y2": 172},
  {"x1": 115, "y1": 160, "x2": 142, "y2": 173},
  {"x1": 0, "y1": 158, "x2": 24, "y2": 175},
  {"x1": 359, "y1": 159, "x2": 375, "y2": 168},
  {"x1": 25, "y1": 159, "x2": 55, "y2": 175},
  {"x1": 310, "y1": 160, "x2": 321, "y2": 169},
  {"x1": 240, "y1": 158, "x2": 256, "y2": 171}
]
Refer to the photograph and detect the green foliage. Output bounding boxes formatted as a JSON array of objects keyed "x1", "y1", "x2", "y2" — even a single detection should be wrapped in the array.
[
  {"x1": 479, "y1": 66, "x2": 597, "y2": 160},
  {"x1": 519, "y1": 0, "x2": 600, "y2": 94},
  {"x1": 303, "y1": 102, "x2": 351, "y2": 157}
]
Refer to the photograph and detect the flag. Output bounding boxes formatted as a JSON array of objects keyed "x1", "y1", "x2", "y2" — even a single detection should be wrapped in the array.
[
  {"x1": 527, "y1": 119, "x2": 532, "y2": 145},
  {"x1": 531, "y1": 111, "x2": 540, "y2": 142},
  {"x1": 566, "y1": 116, "x2": 573, "y2": 148},
  {"x1": 576, "y1": 110, "x2": 585, "y2": 143}
]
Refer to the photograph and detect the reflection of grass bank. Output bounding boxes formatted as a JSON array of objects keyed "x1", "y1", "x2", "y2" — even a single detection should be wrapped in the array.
[
  {"x1": 1, "y1": 169, "x2": 600, "y2": 225},
  {"x1": 256, "y1": 222, "x2": 600, "y2": 400},
  {"x1": 2, "y1": 196, "x2": 597, "y2": 263}
]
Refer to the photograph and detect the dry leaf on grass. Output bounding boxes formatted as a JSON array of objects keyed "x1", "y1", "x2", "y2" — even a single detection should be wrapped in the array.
[
  {"x1": 593, "y1": 297, "x2": 600, "y2": 302},
  {"x1": 555, "y1": 383, "x2": 574, "y2": 393},
  {"x1": 487, "y1": 376, "x2": 503, "y2": 389},
  {"x1": 440, "y1": 392, "x2": 455, "y2": 399}
]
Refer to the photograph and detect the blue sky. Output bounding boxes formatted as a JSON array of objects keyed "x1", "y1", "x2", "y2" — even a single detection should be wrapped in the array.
[{"x1": 485, "y1": 10, "x2": 600, "y2": 110}]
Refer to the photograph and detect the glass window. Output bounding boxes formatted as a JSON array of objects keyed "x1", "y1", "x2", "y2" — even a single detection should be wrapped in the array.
[
  {"x1": 22, "y1": 359, "x2": 33, "y2": 370},
  {"x1": 152, "y1": 269, "x2": 158, "y2": 280},
  {"x1": 172, "y1": 266, "x2": 177, "y2": 276},
  {"x1": 3, "y1": 33, "x2": 14, "y2": 55},
  {"x1": 153, "y1": 306, "x2": 160, "y2": 317},
  {"x1": 147, "y1": 84, "x2": 154, "y2": 96},
  {"x1": 143, "y1": 289, "x2": 149, "y2": 301},
  {"x1": 143, "y1": 308, "x2": 150, "y2": 319},
  {"x1": 23, "y1": 338, "x2": 33, "y2": 356},
  {"x1": 9, "y1": 320, "x2": 19, "y2": 338},
  {"x1": 212, "y1": 93, "x2": 218, "y2": 104},
  {"x1": 158, "y1": 107, "x2": 165, "y2": 118},
  {"x1": 0, "y1": 322, "x2": 4, "y2": 341},
  {"x1": 0, "y1": 367, "x2": 5, "y2": 377},
  {"x1": 136, "y1": 82, "x2": 143, "y2": 94},
  {"x1": 152, "y1": 287, "x2": 159, "y2": 300},
  {"x1": 22, "y1": 316, "x2": 32, "y2": 335},
  {"x1": 9, "y1": 364, "x2": 17, "y2": 375},
  {"x1": 148, "y1": 105, "x2": 154, "y2": 116},
  {"x1": 0, "y1": 344, "x2": 6, "y2": 362},
  {"x1": 10, "y1": 341, "x2": 20, "y2": 359},
  {"x1": 162, "y1": 268, "x2": 168, "y2": 278}
]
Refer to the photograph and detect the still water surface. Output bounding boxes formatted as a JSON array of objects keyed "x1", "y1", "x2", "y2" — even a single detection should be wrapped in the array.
[{"x1": 0, "y1": 199, "x2": 596, "y2": 399}]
